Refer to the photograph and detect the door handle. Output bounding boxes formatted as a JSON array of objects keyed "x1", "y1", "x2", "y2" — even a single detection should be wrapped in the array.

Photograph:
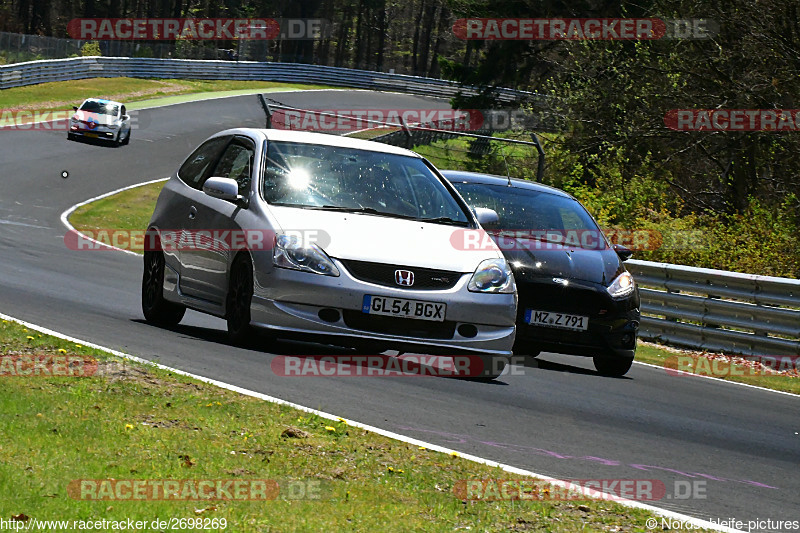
[{"x1": 188, "y1": 206, "x2": 197, "y2": 220}]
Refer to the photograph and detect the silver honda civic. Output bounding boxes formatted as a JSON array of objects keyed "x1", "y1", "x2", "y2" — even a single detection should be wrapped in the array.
[{"x1": 142, "y1": 128, "x2": 517, "y2": 376}]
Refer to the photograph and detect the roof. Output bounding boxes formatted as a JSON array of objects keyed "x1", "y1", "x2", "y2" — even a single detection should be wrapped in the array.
[
  {"x1": 82, "y1": 98, "x2": 123, "y2": 106},
  {"x1": 212, "y1": 128, "x2": 421, "y2": 158},
  {"x1": 440, "y1": 170, "x2": 574, "y2": 199}
]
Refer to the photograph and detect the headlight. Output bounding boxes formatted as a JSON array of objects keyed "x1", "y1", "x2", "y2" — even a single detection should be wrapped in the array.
[
  {"x1": 108, "y1": 123, "x2": 119, "y2": 129},
  {"x1": 70, "y1": 117, "x2": 78, "y2": 124},
  {"x1": 468, "y1": 258, "x2": 515, "y2": 293},
  {"x1": 607, "y1": 271, "x2": 635, "y2": 299},
  {"x1": 273, "y1": 233, "x2": 339, "y2": 276}
]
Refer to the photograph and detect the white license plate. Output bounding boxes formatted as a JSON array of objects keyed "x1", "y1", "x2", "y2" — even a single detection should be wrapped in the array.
[
  {"x1": 362, "y1": 295, "x2": 446, "y2": 322},
  {"x1": 525, "y1": 309, "x2": 588, "y2": 330}
]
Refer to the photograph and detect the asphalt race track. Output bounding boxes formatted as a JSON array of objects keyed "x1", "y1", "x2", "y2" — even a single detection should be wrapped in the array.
[{"x1": 1, "y1": 90, "x2": 798, "y2": 530}]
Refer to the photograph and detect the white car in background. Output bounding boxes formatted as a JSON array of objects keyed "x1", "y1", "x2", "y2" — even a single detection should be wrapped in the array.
[{"x1": 68, "y1": 98, "x2": 131, "y2": 146}]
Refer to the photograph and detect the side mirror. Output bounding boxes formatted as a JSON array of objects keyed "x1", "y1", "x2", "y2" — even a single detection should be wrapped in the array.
[
  {"x1": 613, "y1": 243, "x2": 633, "y2": 261},
  {"x1": 474, "y1": 207, "x2": 500, "y2": 226},
  {"x1": 73, "y1": 106, "x2": 78, "y2": 111},
  {"x1": 203, "y1": 177, "x2": 246, "y2": 205},
  {"x1": 122, "y1": 114, "x2": 130, "y2": 120}
]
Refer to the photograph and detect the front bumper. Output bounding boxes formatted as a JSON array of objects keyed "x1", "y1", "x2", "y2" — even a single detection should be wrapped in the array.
[
  {"x1": 69, "y1": 126, "x2": 117, "y2": 140},
  {"x1": 250, "y1": 256, "x2": 517, "y2": 355},
  {"x1": 513, "y1": 279, "x2": 640, "y2": 359}
]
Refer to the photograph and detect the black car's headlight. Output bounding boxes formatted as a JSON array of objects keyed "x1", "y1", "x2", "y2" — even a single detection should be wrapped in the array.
[
  {"x1": 607, "y1": 271, "x2": 635, "y2": 299},
  {"x1": 273, "y1": 233, "x2": 339, "y2": 276},
  {"x1": 468, "y1": 258, "x2": 515, "y2": 293}
]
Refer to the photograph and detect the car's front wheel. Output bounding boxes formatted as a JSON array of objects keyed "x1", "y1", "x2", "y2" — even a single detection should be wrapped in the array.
[
  {"x1": 122, "y1": 129, "x2": 130, "y2": 145},
  {"x1": 226, "y1": 254, "x2": 254, "y2": 345},
  {"x1": 593, "y1": 355, "x2": 634, "y2": 377},
  {"x1": 142, "y1": 249, "x2": 185, "y2": 327}
]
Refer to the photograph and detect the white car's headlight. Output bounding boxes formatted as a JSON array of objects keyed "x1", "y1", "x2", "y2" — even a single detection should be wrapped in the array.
[
  {"x1": 273, "y1": 233, "x2": 339, "y2": 276},
  {"x1": 607, "y1": 271, "x2": 635, "y2": 299},
  {"x1": 468, "y1": 258, "x2": 515, "y2": 293},
  {"x1": 70, "y1": 117, "x2": 78, "y2": 124},
  {"x1": 108, "y1": 123, "x2": 119, "y2": 129}
]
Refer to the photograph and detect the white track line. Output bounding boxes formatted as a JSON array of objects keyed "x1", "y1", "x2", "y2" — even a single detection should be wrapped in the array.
[
  {"x1": 60, "y1": 177, "x2": 168, "y2": 257},
  {"x1": 0, "y1": 310, "x2": 744, "y2": 532},
  {"x1": 633, "y1": 360, "x2": 798, "y2": 398}
]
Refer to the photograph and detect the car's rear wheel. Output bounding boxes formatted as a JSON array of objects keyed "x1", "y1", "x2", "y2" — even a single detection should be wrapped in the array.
[
  {"x1": 227, "y1": 254, "x2": 254, "y2": 345},
  {"x1": 142, "y1": 249, "x2": 185, "y2": 327},
  {"x1": 593, "y1": 355, "x2": 634, "y2": 377}
]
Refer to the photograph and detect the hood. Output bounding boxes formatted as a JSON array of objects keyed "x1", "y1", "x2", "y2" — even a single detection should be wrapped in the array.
[
  {"x1": 268, "y1": 206, "x2": 501, "y2": 272},
  {"x1": 72, "y1": 110, "x2": 116, "y2": 126},
  {"x1": 501, "y1": 242, "x2": 624, "y2": 286}
]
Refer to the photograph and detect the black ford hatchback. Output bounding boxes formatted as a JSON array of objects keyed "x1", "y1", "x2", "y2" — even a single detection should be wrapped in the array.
[{"x1": 443, "y1": 170, "x2": 640, "y2": 377}]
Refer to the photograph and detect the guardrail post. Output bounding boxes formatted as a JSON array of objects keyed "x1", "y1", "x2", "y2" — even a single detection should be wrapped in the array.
[{"x1": 257, "y1": 94, "x2": 272, "y2": 128}]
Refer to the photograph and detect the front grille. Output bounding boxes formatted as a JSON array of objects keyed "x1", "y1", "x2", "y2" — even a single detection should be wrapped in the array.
[
  {"x1": 342, "y1": 310, "x2": 456, "y2": 339},
  {"x1": 340, "y1": 259, "x2": 462, "y2": 290},
  {"x1": 516, "y1": 281, "x2": 606, "y2": 319}
]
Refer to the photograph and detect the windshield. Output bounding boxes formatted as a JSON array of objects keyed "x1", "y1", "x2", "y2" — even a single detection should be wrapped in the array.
[
  {"x1": 452, "y1": 182, "x2": 608, "y2": 250},
  {"x1": 79, "y1": 100, "x2": 119, "y2": 116},
  {"x1": 261, "y1": 141, "x2": 470, "y2": 225}
]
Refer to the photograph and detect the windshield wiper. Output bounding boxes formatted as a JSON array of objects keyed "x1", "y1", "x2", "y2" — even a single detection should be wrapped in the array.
[
  {"x1": 307, "y1": 205, "x2": 420, "y2": 220},
  {"x1": 417, "y1": 216, "x2": 470, "y2": 227}
]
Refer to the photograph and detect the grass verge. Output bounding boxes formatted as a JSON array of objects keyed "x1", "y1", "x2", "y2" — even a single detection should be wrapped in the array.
[
  {"x1": 69, "y1": 181, "x2": 800, "y2": 396},
  {"x1": 0, "y1": 77, "x2": 340, "y2": 116},
  {"x1": 0, "y1": 317, "x2": 686, "y2": 532}
]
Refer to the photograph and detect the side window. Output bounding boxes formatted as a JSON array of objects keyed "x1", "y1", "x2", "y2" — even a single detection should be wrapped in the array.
[
  {"x1": 121, "y1": 105, "x2": 126, "y2": 117},
  {"x1": 178, "y1": 137, "x2": 230, "y2": 190},
  {"x1": 210, "y1": 137, "x2": 255, "y2": 195}
]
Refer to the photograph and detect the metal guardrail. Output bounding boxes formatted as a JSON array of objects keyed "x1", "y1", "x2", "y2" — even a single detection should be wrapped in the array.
[
  {"x1": 626, "y1": 259, "x2": 800, "y2": 356},
  {"x1": 0, "y1": 56, "x2": 535, "y2": 104}
]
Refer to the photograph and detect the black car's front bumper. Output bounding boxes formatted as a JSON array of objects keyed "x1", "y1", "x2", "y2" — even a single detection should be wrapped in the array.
[{"x1": 512, "y1": 279, "x2": 640, "y2": 359}]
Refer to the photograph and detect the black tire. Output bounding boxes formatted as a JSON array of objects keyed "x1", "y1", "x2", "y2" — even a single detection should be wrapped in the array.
[
  {"x1": 113, "y1": 132, "x2": 122, "y2": 147},
  {"x1": 226, "y1": 254, "x2": 255, "y2": 345},
  {"x1": 593, "y1": 356, "x2": 634, "y2": 377},
  {"x1": 67, "y1": 133, "x2": 75, "y2": 141},
  {"x1": 142, "y1": 250, "x2": 185, "y2": 327},
  {"x1": 122, "y1": 129, "x2": 130, "y2": 145}
]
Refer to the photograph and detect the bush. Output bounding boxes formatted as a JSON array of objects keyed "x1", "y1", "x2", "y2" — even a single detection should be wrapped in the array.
[
  {"x1": 81, "y1": 41, "x2": 102, "y2": 57},
  {"x1": 134, "y1": 46, "x2": 154, "y2": 58}
]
